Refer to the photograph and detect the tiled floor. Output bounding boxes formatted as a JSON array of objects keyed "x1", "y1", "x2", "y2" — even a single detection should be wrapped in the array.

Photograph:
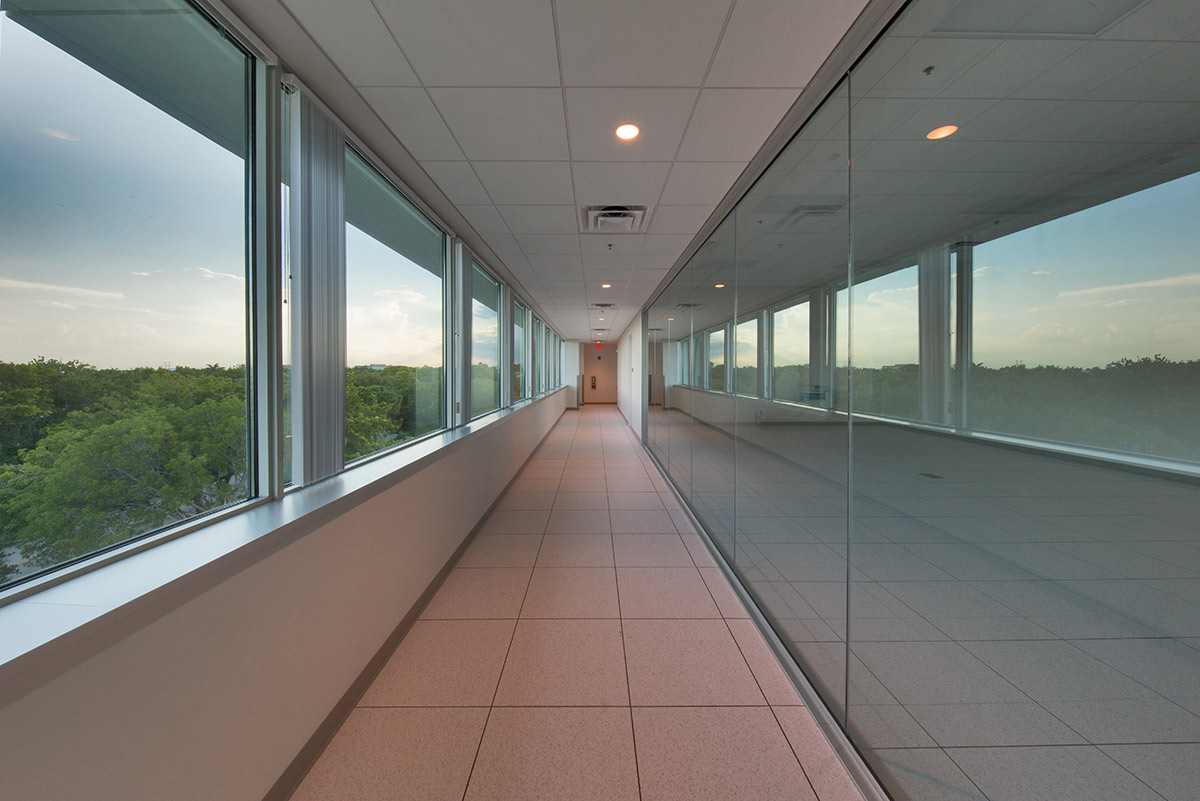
[
  {"x1": 648, "y1": 406, "x2": 1200, "y2": 801},
  {"x1": 291, "y1": 406, "x2": 862, "y2": 801}
]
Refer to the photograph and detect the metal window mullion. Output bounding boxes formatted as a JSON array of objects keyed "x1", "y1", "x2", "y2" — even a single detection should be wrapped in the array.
[
  {"x1": 955, "y1": 242, "x2": 974, "y2": 431},
  {"x1": 254, "y1": 62, "x2": 283, "y2": 499},
  {"x1": 759, "y1": 308, "x2": 770, "y2": 399},
  {"x1": 293, "y1": 95, "x2": 345, "y2": 484},
  {"x1": 451, "y1": 240, "x2": 468, "y2": 426}
]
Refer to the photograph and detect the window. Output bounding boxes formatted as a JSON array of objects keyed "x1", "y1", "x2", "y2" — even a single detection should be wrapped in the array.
[
  {"x1": 344, "y1": 148, "x2": 446, "y2": 463},
  {"x1": 512, "y1": 300, "x2": 528, "y2": 401},
  {"x1": 848, "y1": 266, "x2": 919, "y2": 419},
  {"x1": 470, "y1": 263, "x2": 500, "y2": 418},
  {"x1": 532, "y1": 316, "x2": 543, "y2": 395},
  {"x1": 678, "y1": 338, "x2": 691, "y2": 386},
  {"x1": 706, "y1": 328, "x2": 726, "y2": 391},
  {"x1": 734, "y1": 317, "x2": 758, "y2": 396},
  {"x1": 0, "y1": 0, "x2": 253, "y2": 588},
  {"x1": 772, "y1": 299, "x2": 810, "y2": 403}
]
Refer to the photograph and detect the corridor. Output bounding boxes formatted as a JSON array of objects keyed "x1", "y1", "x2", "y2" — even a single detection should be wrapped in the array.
[{"x1": 290, "y1": 406, "x2": 862, "y2": 801}]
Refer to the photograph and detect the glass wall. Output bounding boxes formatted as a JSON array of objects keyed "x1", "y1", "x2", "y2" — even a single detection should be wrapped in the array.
[
  {"x1": 344, "y1": 148, "x2": 446, "y2": 463},
  {"x1": 645, "y1": 1, "x2": 1200, "y2": 799},
  {"x1": 0, "y1": 0, "x2": 253, "y2": 585},
  {"x1": 470, "y1": 263, "x2": 500, "y2": 419}
]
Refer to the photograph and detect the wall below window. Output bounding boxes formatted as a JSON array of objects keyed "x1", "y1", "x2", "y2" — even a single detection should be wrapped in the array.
[{"x1": 0, "y1": 390, "x2": 568, "y2": 801}]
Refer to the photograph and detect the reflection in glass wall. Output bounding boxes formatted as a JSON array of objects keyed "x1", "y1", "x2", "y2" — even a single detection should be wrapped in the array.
[
  {"x1": 344, "y1": 148, "x2": 446, "y2": 463},
  {"x1": 0, "y1": 0, "x2": 252, "y2": 587},
  {"x1": 643, "y1": 1, "x2": 1200, "y2": 799},
  {"x1": 470, "y1": 263, "x2": 500, "y2": 418},
  {"x1": 513, "y1": 300, "x2": 527, "y2": 401}
]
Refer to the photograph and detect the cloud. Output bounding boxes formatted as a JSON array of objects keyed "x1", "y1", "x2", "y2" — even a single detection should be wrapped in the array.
[
  {"x1": 131, "y1": 271, "x2": 151, "y2": 277},
  {"x1": 973, "y1": 265, "x2": 995, "y2": 278},
  {"x1": 1031, "y1": 270, "x2": 1051, "y2": 275},
  {"x1": 1020, "y1": 322, "x2": 1077, "y2": 342},
  {"x1": 193, "y1": 267, "x2": 245, "y2": 282},
  {"x1": 1058, "y1": 272, "x2": 1200, "y2": 298},
  {"x1": 36, "y1": 300, "x2": 77, "y2": 310},
  {"x1": 0, "y1": 278, "x2": 125, "y2": 301},
  {"x1": 1102, "y1": 299, "x2": 1138, "y2": 308}
]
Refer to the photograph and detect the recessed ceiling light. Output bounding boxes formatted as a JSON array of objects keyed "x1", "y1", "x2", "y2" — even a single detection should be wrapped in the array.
[
  {"x1": 615, "y1": 123, "x2": 640, "y2": 140},
  {"x1": 668, "y1": 317, "x2": 675, "y2": 321},
  {"x1": 601, "y1": 283, "x2": 612, "y2": 289},
  {"x1": 598, "y1": 317, "x2": 605, "y2": 321},
  {"x1": 714, "y1": 283, "x2": 725, "y2": 288},
  {"x1": 926, "y1": 125, "x2": 958, "y2": 140}
]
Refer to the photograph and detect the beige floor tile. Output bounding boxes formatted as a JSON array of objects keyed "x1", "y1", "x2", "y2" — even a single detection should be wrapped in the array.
[
  {"x1": 774, "y1": 706, "x2": 865, "y2": 801},
  {"x1": 361, "y1": 620, "x2": 515, "y2": 706},
  {"x1": 607, "y1": 477, "x2": 654, "y2": 493},
  {"x1": 725, "y1": 618, "x2": 805, "y2": 706},
  {"x1": 497, "y1": 492, "x2": 556, "y2": 510},
  {"x1": 546, "y1": 508, "x2": 611, "y2": 534},
  {"x1": 508, "y1": 478, "x2": 560, "y2": 494},
  {"x1": 613, "y1": 534, "x2": 695, "y2": 567},
  {"x1": 421, "y1": 568, "x2": 531, "y2": 619},
  {"x1": 623, "y1": 619, "x2": 766, "y2": 706},
  {"x1": 553, "y1": 491, "x2": 609, "y2": 510},
  {"x1": 611, "y1": 509, "x2": 678, "y2": 533},
  {"x1": 494, "y1": 619, "x2": 629, "y2": 705},
  {"x1": 480, "y1": 509, "x2": 550, "y2": 535},
  {"x1": 465, "y1": 707, "x2": 638, "y2": 801},
  {"x1": 458, "y1": 535, "x2": 543, "y2": 568},
  {"x1": 522, "y1": 567, "x2": 620, "y2": 618},
  {"x1": 682, "y1": 534, "x2": 718, "y2": 566},
  {"x1": 617, "y1": 567, "x2": 721, "y2": 618},
  {"x1": 291, "y1": 707, "x2": 488, "y2": 801},
  {"x1": 671, "y1": 508, "x2": 698, "y2": 533},
  {"x1": 536, "y1": 534, "x2": 615, "y2": 567},
  {"x1": 558, "y1": 477, "x2": 605, "y2": 493},
  {"x1": 609, "y1": 492, "x2": 666, "y2": 510},
  {"x1": 698, "y1": 566, "x2": 751, "y2": 618},
  {"x1": 633, "y1": 707, "x2": 816, "y2": 801}
]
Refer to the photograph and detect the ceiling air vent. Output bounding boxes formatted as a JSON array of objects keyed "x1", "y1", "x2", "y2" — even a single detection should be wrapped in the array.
[
  {"x1": 591, "y1": 302, "x2": 618, "y2": 309},
  {"x1": 676, "y1": 302, "x2": 702, "y2": 310},
  {"x1": 581, "y1": 205, "x2": 647, "y2": 234}
]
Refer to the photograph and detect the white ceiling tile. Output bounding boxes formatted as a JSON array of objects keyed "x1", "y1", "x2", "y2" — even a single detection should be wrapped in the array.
[
  {"x1": 677, "y1": 89, "x2": 799, "y2": 161},
  {"x1": 660, "y1": 162, "x2": 747, "y2": 205},
  {"x1": 707, "y1": 0, "x2": 868, "y2": 87},
  {"x1": 421, "y1": 161, "x2": 491, "y2": 204},
  {"x1": 283, "y1": 0, "x2": 419, "y2": 86},
  {"x1": 571, "y1": 162, "x2": 672, "y2": 206},
  {"x1": 528, "y1": 254, "x2": 584, "y2": 273},
  {"x1": 473, "y1": 162, "x2": 574, "y2": 205},
  {"x1": 498, "y1": 205, "x2": 580, "y2": 234},
  {"x1": 1018, "y1": 40, "x2": 1170, "y2": 98},
  {"x1": 514, "y1": 234, "x2": 582, "y2": 255},
  {"x1": 485, "y1": 233, "x2": 522, "y2": 254},
  {"x1": 430, "y1": 89, "x2": 568, "y2": 160},
  {"x1": 457, "y1": 204, "x2": 510, "y2": 235},
  {"x1": 642, "y1": 234, "x2": 695, "y2": 255},
  {"x1": 583, "y1": 253, "x2": 675, "y2": 270},
  {"x1": 648, "y1": 205, "x2": 715, "y2": 235},
  {"x1": 374, "y1": 0, "x2": 559, "y2": 86},
  {"x1": 556, "y1": 0, "x2": 732, "y2": 86},
  {"x1": 583, "y1": 266, "x2": 638, "y2": 280},
  {"x1": 580, "y1": 235, "x2": 644, "y2": 255},
  {"x1": 360, "y1": 88, "x2": 463, "y2": 160},
  {"x1": 565, "y1": 89, "x2": 697, "y2": 161}
]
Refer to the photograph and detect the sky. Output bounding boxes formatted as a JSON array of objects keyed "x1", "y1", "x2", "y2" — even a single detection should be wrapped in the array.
[{"x1": 0, "y1": 12, "x2": 249, "y2": 369}]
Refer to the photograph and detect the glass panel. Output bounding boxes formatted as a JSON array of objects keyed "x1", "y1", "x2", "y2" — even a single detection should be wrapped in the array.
[
  {"x1": 470, "y1": 263, "x2": 500, "y2": 418},
  {"x1": 280, "y1": 88, "x2": 294, "y2": 485},
  {"x1": 0, "y1": 0, "x2": 252, "y2": 588},
  {"x1": 734, "y1": 317, "x2": 758, "y2": 396},
  {"x1": 513, "y1": 300, "x2": 527, "y2": 401},
  {"x1": 344, "y1": 148, "x2": 445, "y2": 463},
  {"x1": 772, "y1": 299, "x2": 810, "y2": 402},
  {"x1": 532, "y1": 316, "x2": 543, "y2": 395}
]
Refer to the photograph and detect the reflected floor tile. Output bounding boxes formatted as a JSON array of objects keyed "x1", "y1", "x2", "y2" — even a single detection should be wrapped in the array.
[
  {"x1": 1043, "y1": 697, "x2": 1200, "y2": 743},
  {"x1": 1101, "y1": 743, "x2": 1200, "y2": 801},
  {"x1": 634, "y1": 707, "x2": 815, "y2": 801},
  {"x1": 868, "y1": 747, "x2": 987, "y2": 801},
  {"x1": 291, "y1": 708, "x2": 487, "y2": 801},
  {"x1": 361, "y1": 620, "x2": 515, "y2": 707},
  {"x1": 1073, "y1": 637, "x2": 1200, "y2": 701},
  {"x1": 906, "y1": 702, "x2": 1085, "y2": 747},
  {"x1": 624, "y1": 619, "x2": 765, "y2": 706},
  {"x1": 962, "y1": 640, "x2": 1159, "y2": 703},
  {"x1": 494, "y1": 619, "x2": 628, "y2": 706},
  {"x1": 465, "y1": 707, "x2": 638, "y2": 801},
  {"x1": 845, "y1": 704, "x2": 936, "y2": 749},
  {"x1": 852, "y1": 641, "x2": 1028, "y2": 705},
  {"x1": 946, "y1": 745, "x2": 1165, "y2": 801}
]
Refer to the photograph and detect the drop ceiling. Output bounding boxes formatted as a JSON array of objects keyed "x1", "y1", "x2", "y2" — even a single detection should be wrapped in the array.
[{"x1": 220, "y1": 0, "x2": 871, "y2": 341}]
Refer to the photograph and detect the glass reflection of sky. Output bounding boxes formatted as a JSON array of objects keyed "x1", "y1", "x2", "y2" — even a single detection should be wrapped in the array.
[{"x1": 0, "y1": 12, "x2": 247, "y2": 369}]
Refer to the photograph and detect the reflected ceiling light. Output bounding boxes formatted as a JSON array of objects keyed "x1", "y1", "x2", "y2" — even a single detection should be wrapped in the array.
[
  {"x1": 668, "y1": 317, "x2": 675, "y2": 321},
  {"x1": 598, "y1": 317, "x2": 605, "y2": 321},
  {"x1": 615, "y1": 123, "x2": 640, "y2": 140},
  {"x1": 714, "y1": 283, "x2": 725, "y2": 288},
  {"x1": 601, "y1": 283, "x2": 612, "y2": 289},
  {"x1": 43, "y1": 128, "x2": 79, "y2": 141},
  {"x1": 926, "y1": 124, "x2": 958, "y2": 140}
]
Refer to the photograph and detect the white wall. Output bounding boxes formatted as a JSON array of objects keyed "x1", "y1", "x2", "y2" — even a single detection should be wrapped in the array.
[
  {"x1": 617, "y1": 316, "x2": 644, "y2": 435},
  {"x1": 562, "y1": 339, "x2": 580, "y2": 408},
  {"x1": 0, "y1": 392, "x2": 568, "y2": 801}
]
